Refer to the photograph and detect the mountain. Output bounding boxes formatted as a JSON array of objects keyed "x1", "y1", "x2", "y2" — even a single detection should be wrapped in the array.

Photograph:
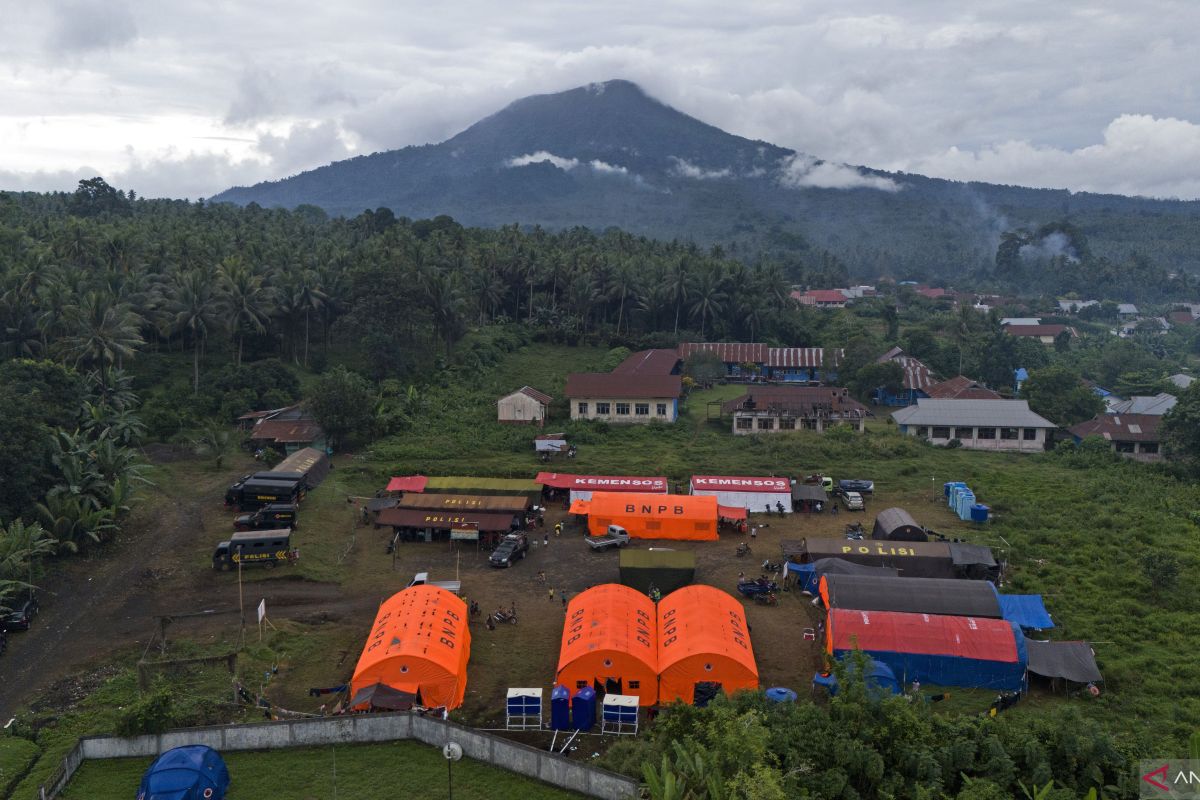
[{"x1": 213, "y1": 80, "x2": 1200, "y2": 279}]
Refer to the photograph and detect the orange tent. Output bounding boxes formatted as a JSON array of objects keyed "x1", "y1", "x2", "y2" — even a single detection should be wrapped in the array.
[
  {"x1": 557, "y1": 584, "x2": 659, "y2": 705},
  {"x1": 657, "y1": 585, "x2": 758, "y2": 703},
  {"x1": 351, "y1": 585, "x2": 471, "y2": 710},
  {"x1": 581, "y1": 492, "x2": 719, "y2": 541}
]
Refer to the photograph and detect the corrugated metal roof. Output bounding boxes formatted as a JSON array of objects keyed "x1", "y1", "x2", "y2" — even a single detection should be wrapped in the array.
[
  {"x1": 250, "y1": 418, "x2": 324, "y2": 443},
  {"x1": 766, "y1": 347, "x2": 842, "y2": 368},
  {"x1": 1107, "y1": 393, "x2": 1176, "y2": 415},
  {"x1": 678, "y1": 342, "x2": 769, "y2": 363},
  {"x1": 892, "y1": 399, "x2": 1056, "y2": 428},
  {"x1": 515, "y1": 385, "x2": 552, "y2": 404},
  {"x1": 1004, "y1": 325, "x2": 1076, "y2": 338},
  {"x1": 1069, "y1": 412, "x2": 1162, "y2": 442},
  {"x1": 563, "y1": 372, "x2": 682, "y2": 399},
  {"x1": 925, "y1": 376, "x2": 1002, "y2": 400},
  {"x1": 721, "y1": 386, "x2": 869, "y2": 417},
  {"x1": 611, "y1": 349, "x2": 680, "y2": 375},
  {"x1": 877, "y1": 348, "x2": 935, "y2": 391}
]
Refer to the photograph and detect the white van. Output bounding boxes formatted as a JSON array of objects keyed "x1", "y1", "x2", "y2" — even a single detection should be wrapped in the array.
[{"x1": 841, "y1": 492, "x2": 865, "y2": 511}]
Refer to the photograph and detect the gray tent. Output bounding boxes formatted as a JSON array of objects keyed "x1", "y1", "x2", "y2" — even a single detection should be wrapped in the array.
[
  {"x1": 871, "y1": 507, "x2": 927, "y2": 541},
  {"x1": 1025, "y1": 640, "x2": 1102, "y2": 683},
  {"x1": 948, "y1": 543, "x2": 1000, "y2": 580},
  {"x1": 822, "y1": 574, "x2": 1002, "y2": 617}
]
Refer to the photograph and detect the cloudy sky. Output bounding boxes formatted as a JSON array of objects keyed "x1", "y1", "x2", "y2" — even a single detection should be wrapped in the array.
[{"x1": 3, "y1": 1, "x2": 1200, "y2": 200}]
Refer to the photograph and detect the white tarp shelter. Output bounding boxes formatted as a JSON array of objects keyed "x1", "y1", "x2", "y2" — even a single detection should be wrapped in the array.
[{"x1": 690, "y1": 476, "x2": 793, "y2": 514}]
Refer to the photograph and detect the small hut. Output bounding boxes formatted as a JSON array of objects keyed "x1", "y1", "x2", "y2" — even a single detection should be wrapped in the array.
[
  {"x1": 871, "y1": 507, "x2": 927, "y2": 542},
  {"x1": 497, "y1": 386, "x2": 552, "y2": 426}
]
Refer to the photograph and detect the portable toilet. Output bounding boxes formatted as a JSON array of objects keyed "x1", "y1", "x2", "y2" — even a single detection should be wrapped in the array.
[
  {"x1": 970, "y1": 504, "x2": 990, "y2": 523},
  {"x1": 550, "y1": 685, "x2": 571, "y2": 730},
  {"x1": 571, "y1": 686, "x2": 596, "y2": 731}
]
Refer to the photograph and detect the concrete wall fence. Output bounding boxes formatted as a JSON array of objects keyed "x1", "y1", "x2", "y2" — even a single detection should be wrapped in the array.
[{"x1": 38, "y1": 713, "x2": 638, "y2": 800}]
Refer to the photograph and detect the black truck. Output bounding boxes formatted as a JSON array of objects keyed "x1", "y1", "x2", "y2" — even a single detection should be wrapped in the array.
[
  {"x1": 224, "y1": 474, "x2": 305, "y2": 511},
  {"x1": 234, "y1": 503, "x2": 298, "y2": 531},
  {"x1": 212, "y1": 529, "x2": 296, "y2": 570}
]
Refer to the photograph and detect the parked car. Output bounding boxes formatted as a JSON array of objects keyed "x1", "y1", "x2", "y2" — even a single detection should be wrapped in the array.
[
  {"x1": 837, "y1": 479, "x2": 874, "y2": 495},
  {"x1": 5, "y1": 596, "x2": 40, "y2": 631},
  {"x1": 234, "y1": 503, "x2": 297, "y2": 531},
  {"x1": 408, "y1": 572, "x2": 462, "y2": 594},
  {"x1": 841, "y1": 491, "x2": 865, "y2": 511},
  {"x1": 489, "y1": 533, "x2": 530, "y2": 568},
  {"x1": 585, "y1": 525, "x2": 632, "y2": 552}
]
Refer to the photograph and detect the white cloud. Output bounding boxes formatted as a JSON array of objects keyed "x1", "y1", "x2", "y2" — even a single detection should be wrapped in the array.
[
  {"x1": 506, "y1": 151, "x2": 581, "y2": 170},
  {"x1": 910, "y1": 114, "x2": 1200, "y2": 198},
  {"x1": 778, "y1": 155, "x2": 901, "y2": 192},
  {"x1": 588, "y1": 159, "x2": 627, "y2": 175},
  {"x1": 670, "y1": 157, "x2": 731, "y2": 180}
]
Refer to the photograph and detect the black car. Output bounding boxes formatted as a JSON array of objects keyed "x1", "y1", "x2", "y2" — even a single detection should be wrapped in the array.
[
  {"x1": 489, "y1": 533, "x2": 529, "y2": 568},
  {"x1": 5, "y1": 596, "x2": 39, "y2": 632}
]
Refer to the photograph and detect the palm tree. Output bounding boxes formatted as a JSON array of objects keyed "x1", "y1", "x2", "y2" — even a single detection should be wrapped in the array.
[
  {"x1": 609, "y1": 261, "x2": 640, "y2": 335},
  {"x1": 666, "y1": 257, "x2": 692, "y2": 335},
  {"x1": 193, "y1": 422, "x2": 235, "y2": 470},
  {"x1": 56, "y1": 291, "x2": 145, "y2": 373},
  {"x1": 688, "y1": 269, "x2": 728, "y2": 339},
  {"x1": 290, "y1": 269, "x2": 328, "y2": 367},
  {"x1": 170, "y1": 269, "x2": 223, "y2": 392},
  {"x1": 219, "y1": 260, "x2": 274, "y2": 365}
]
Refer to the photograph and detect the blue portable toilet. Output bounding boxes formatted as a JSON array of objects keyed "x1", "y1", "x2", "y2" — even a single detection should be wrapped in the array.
[
  {"x1": 970, "y1": 504, "x2": 990, "y2": 523},
  {"x1": 765, "y1": 687, "x2": 797, "y2": 703},
  {"x1": 550, "y1": 685, "x2": 571, "y2": 730},
  {"x1": 571, "y1": 686, "x2": 596, "y2": 731},
  {"x1": 137, "y1": 745, "x2": 230, "y2": 800}
]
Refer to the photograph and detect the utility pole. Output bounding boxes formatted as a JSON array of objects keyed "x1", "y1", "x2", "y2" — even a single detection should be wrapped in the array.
[{"x1": 237, "y1": 544, "x2": 245, "y2": 646}]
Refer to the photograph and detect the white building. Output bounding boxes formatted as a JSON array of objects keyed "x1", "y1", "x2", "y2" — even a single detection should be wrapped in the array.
[
  {"x1": 892, "y1": 399, "x2": 1057, "y2": 452},
  {"x1": 497, "y1": 386, "x2": 552, "y2": 426}
]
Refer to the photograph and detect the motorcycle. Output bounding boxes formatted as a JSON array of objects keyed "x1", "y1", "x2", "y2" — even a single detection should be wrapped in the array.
[
  {"x1": 761, "y1": 559, "x2": 781, "y2": 573},
  {"x1": 753, "y1": 591, "x2": 779, "y2": 606},
  {"x1": 735, "y1": 542, "x2": 752, "y2": 557},
  {"x1": 844, "y1": 522, "x2": 865, "y2": 540},
  {"x1": 490, "y1": 607, "x2": 518, "y2": 625}
]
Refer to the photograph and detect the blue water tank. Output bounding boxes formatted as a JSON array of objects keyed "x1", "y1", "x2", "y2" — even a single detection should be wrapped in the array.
[
  {"x1": 765, "y1": 687, "x2": 798, "y2": 703},
  {"x1": 970, "y1": 504, "x2": 990, "y2": 523}
]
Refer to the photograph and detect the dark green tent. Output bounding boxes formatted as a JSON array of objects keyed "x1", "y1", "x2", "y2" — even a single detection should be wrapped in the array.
[{"x1": 619, "y1": 549, "x2": 696, "y2": 594}]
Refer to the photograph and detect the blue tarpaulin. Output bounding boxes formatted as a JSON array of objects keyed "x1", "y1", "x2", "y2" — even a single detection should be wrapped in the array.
[
  {"x1": 788, "y1": 558, "x2": 899, "y2": 594},
  {"x1": 999, "y1": 594, "x2": 1054, "y2": 629}
]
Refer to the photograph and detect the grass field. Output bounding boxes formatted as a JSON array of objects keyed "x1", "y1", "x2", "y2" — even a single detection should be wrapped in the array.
[
  {"x1": 10, "y1": 339, "x2": 1200, "y2": 797},
  {"x1": 61, "y1": 741, "x2": 582, "y2": 799}
]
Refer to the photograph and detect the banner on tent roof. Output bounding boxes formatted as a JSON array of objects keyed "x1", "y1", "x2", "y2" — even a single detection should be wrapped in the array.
[
  {"x1": 690, "y1": 476, "x2": 790, "y2": 493},
  {"x1": 536, "y1": 473, "x2": 668, "y2": 492}
]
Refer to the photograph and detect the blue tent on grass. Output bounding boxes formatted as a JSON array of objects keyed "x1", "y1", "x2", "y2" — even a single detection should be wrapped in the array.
[
  {"x1": 999, "y1": 594, "x2": 1054, "y2": 629},
  {"x1": 812, "y1": 657, "x2": 901, "y2": 697},
  {"x1": 137, "y1": 745, "x2": 230, "y2": 800}
]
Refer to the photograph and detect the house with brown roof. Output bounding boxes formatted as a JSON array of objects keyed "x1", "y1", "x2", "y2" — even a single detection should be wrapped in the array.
[
  {"x1": 925, "y1": 376, "x2": 1002, "y2": 400},
  {"x1": 565, "y1": 349, "x2": 682, "y2": 424},
  {"x1": 874, "y1": 346, "x2": 936, "y2": 406},
  {"x1": 720, "y1": 386, "x2": 869, "y2": 435},
  {"x1": 1003, "y1": 324, "x2": 1077, "y2": 345},
  {"x1": 1069, "y1": 413, "x2": 1164, "y2": 463},
  {"x1": 497, "y1": 386, "x2": 552, "y2": 426},
  {"x1": 245, "y1": 405, "x2": 326, "y2": 454}
]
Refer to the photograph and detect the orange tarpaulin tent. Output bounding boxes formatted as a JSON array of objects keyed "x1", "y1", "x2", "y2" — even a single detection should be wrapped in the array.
[
  {"x1": 657, "y1": 585, "x2": 758, "y2": 703},
  {"x1": 557, "y1": 584, "x2": 659, "y2": 706},
  {"x1": 579, "y1": 492, "x2": 719, "y2": 541},
  {"x1": 351, "y1": 585, "x2": 471, "y2": 710}
]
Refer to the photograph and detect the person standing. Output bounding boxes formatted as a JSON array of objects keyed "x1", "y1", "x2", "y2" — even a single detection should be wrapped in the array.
[{"x1": 548, "y1": 586, "x2": 555, "y2": 602}]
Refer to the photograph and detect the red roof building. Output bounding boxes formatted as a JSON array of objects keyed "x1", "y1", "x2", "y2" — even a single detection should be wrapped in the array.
[
  {"x1": 566, "y1": 349, "x2": 682, "y2": 425},
  {"x1": 791, "y1": 289, "x2": 849, "y2": 308},
  {"x1": 1068, "y1": 413, "x2": 1163, "y2": 463}
]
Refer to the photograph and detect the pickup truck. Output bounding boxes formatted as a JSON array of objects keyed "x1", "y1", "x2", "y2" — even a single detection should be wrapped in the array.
[
  {"x1": 585, "y1": 525, "x2": 632, "y2": 552},
  {"x1": 408, "y1": 572, "x2": 462, "y2": 595},
  {"x1": 234, "y1": 503, "x2": 297, "y2": 531}
]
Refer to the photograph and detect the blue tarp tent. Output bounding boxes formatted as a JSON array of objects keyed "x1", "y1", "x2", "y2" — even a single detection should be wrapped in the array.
[
  {"x1": 765, "y1": 687, "x2": 797, "y2": 703},
  {"x1": 811, "y1": 658, "x2": 901, "y2": 697},
  {"x1": 999, "y1": 594, "x2": 1054, "y2": 629},
  {"x1": 137, "y1": 745, "x2": 229, "y2": 800}
]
